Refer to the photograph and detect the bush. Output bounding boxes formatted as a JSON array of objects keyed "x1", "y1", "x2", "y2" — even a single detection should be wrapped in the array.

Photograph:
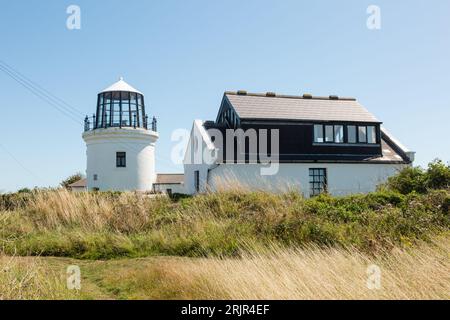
[
  {"x1": 426, "y1": 159, "x2": 450, "y2": 190},
  {"x1": 385, "y1": 159, "x2": 450, "y2": 194}
]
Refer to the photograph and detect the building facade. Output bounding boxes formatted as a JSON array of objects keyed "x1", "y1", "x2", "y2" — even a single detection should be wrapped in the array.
[{"x1": 184, "y1": 91, "x2": 414, "y2": 196}]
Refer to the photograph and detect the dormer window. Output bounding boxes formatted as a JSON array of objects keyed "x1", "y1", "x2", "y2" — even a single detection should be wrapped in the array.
[
  {"x1": 356, "y1": 125, "x2": 377, "y2": 144},
  {"x1": 314, "y1": 124, "x2": 345, "y2": 144},
  {"x1": 325, "y1": 125, "x2": 334, "y2": 142},
  {"x1": 348, "y1": 126, "x2": 357, "y2": 143},
  {"x1": 334, "y1": 125, "x2": 344, "y2": 143},
  {"x1": 314, "y1": 125, "x2": 324, "y2": 143},
  {"x1": 358, "y1": 126, "x2": 367, "y2": 143},
  {"x1": 314, "y1": 124, "x2": 378, "y2": 145},
  {"x1": 367, "y1": 126, "x2": 377, "y2": 144}
]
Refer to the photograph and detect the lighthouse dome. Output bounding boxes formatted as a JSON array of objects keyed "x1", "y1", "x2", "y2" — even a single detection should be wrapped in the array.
[
  {"x1": 87, "y1": 77, "x2": 153, "y2": 130},
  {"x1": 100, "y1": 77, "x2": 143, "y2": 95}
]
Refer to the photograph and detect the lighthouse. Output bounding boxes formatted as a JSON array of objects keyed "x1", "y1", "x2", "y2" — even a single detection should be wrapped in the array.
[{"x1": 82, "y1": 78, "x2": 158, "y2": 191}]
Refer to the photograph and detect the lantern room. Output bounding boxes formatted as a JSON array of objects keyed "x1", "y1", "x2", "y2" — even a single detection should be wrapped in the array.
[{"x1": 84, "y1": 77, "x2": 156, "y2": 132}]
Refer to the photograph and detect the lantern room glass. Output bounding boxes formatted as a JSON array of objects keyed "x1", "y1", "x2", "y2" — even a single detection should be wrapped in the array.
[{"x1": 95, "y1": 91, "x2": 146, "y2": 129}]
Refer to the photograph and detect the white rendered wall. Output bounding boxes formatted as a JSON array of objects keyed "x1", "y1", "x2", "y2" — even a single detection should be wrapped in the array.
[
  {"x1": 183, "y1": 120, "x2": 217, "y2": 194},
  {"x1": 182, "y1": 120, "x2": 410, "y2": 196},
  {"x1": 83, "y1": 127, "x2": 158, "y2": 191},
  {"x1": 153, "y1": 183, "x2": 186, "y2": 194},
  {"x1": 207, "y1": 163, "x2": 407, "y2": 197},
  {"x1": 70, "y1": 186, "x2": 87, "y2": 193}
]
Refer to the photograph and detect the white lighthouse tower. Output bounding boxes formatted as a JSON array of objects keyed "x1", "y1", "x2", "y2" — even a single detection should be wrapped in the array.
[{"x1": 82, "y1": 78, "x2": 158, "y2": 191}]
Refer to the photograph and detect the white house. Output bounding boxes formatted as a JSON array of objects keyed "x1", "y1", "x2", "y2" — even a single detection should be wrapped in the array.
[{"x1": 183, "y1": 91, "x2": 414, "y2": 197}]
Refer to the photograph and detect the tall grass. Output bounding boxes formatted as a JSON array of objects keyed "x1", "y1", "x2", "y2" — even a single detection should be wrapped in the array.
[
  {"x1": 1, "y1": 188, "x2": 449, "y2": 259},
  {"x1": 0, "y1": 255, "x2": 79, "y2": 300},
  {"x1": 1, "y1": 237, "x2": 449, "y2": 300},
  {"x1": 71, "y1": 236, "x2": 450, "y2": 300},
  {"x1": 169, "y1": 237, "x2": 450, "y2": 299}
]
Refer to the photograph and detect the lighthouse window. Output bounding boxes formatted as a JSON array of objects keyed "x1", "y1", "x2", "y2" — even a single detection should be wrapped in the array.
[
  {"x1": 116, "y1": 152, "x2": 126, "y2": 168},
  {"x1": 95, "y1": 91, "x2": 147, "y2": 130},
  {"x1": 130, "y1": 93, "x2": 137, "y2": 105}
]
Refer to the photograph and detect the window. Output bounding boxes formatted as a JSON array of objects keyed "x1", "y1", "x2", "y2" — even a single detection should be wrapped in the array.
[
  {"x1": 314, "y1": 125, "x2": 324, "y2": 143},
  {"x1": 325, "y1": 125, "x2": 334, "y2": 142},
  {"x1": 194, "y1": 170, "x2": 200, "y2": 192},
  {"x1": 93, "y1": 174, "x2": 98, "y2": 181},
  {"x1": 367, "y1": 126, "x2": 377, "y2": 144},
  {"x1": 314, "y1": 124, "x2": 378, "y2": 145},
  {"x1": 309, "y1": 168, "x2": 327, "y2": 197},
  {"x1": 95, "y1": 92, "x2": 147, "y2": 129},
  {"x1": 348, "y1": 126, "x2": 357, "y2": 143},
  {"x1": 358, "y1": 126, "x2": 367, "y2": 143},
  {"x1": 334, "y1": 125, "x2": 344, "y2": 143},
  {"x1": 116, "y1": 152, "x2": 126, "y2": 168}
]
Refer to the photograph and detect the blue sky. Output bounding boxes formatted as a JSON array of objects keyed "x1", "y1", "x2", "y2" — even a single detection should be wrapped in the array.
[{"x1": 0, "y1": 0, "x2": 449, "y2": 192}]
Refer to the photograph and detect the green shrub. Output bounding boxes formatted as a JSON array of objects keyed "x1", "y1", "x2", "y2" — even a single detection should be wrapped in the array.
[
  {"x1": 426, "y1": 159, "x2": 450, "y2": 190},
  {"x1": 385, "y1": 159, "x2": 450, "y2": 194}
]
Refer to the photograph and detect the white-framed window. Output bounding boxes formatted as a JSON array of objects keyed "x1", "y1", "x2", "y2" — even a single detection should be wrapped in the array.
[
  {"x1": 367, "y1": 126, "x2": 377, "y2": 144},
  {"x1": 334, "y1": 125, "x2": 344, "y2": 143},
  {"x1": 325, "y1": 125, "x2": 334, "y2": 142},
  {"x1": 358, "y1": 126, "x2": 367, "y2": 143},
  {"x1": 348, "y1": 125, "x2": 357, "y2": 143},
  {"x1": 314, "y1": 124, "x2": 324, "y2": 143},
  {"x1": 314, "y1": 124, "x2": 378, "y2": 144}
]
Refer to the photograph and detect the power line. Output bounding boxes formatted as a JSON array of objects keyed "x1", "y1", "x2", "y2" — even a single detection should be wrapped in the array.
[
  {"x1": 0, "y1": 64, "x2": 81, "y2": 124},
  {"x1": 0, "y1": 59, "x2": 182, "y2": 171},
  {"x1": 0, "y1": 60, "x2": 85, "y2": 116},
  {"x1": 0, "y1": 143, "x2": 42, "y2": 184}
]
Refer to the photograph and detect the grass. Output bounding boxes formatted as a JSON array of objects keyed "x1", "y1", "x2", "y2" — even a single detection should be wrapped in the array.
[
  {"x1": 2, "y1": 236, "x2": 449, "y2": 300},
  {"x1": 1, "y1": 189, "x2": 449, "y2": 259},
  {"x1": 2, "y1": 164, "x2": 449, "y2": 299},
  {"x1": 0, "y1": 255, "x2": 82, "y2": 300}
]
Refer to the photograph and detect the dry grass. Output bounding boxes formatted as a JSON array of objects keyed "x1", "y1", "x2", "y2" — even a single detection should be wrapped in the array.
[
  {"x1": 1, "y1": 236, "x2": 449, "y2": 300},
  {"x1": 86, "y1": 236, "x2": 450, "y2": 300},
  {"x1": 157, "y1": 237, "x2": 450, "y2": 300},
  {"x1": 25, "y1": 189, "x2": 169, "y2": 233},
  {"x1": 0, "y1": 255, "x2": 79, "y2": 300}
]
